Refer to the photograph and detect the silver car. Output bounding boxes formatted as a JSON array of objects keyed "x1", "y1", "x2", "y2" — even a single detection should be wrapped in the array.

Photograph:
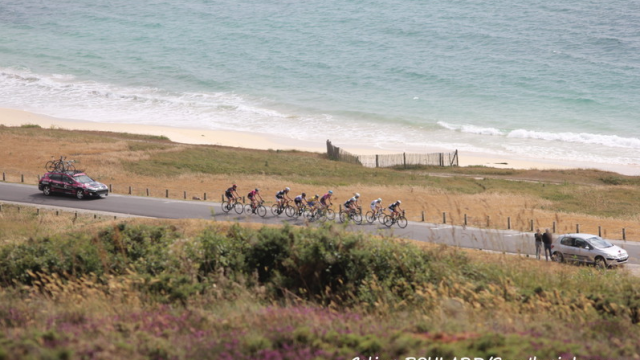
[{"x1": 551, "y1": 233, "x2": 629, "y2": 268}]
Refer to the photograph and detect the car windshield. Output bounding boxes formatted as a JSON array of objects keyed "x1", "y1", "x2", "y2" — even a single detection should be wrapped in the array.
[
  {"x1": 73, "y1": 175, "x2": 94, "y2": 184},
  {"x1": 586, "y1": 237, "x2": 613, "y2": 248}
]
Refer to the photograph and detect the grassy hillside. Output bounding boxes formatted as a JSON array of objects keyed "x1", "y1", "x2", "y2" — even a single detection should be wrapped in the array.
[
  {"x1": 0, "y1": 204, "x2": 639, "y2": 359},
  {"x1": 2, "y1": 125, "x2": 640, "y2": 239}
]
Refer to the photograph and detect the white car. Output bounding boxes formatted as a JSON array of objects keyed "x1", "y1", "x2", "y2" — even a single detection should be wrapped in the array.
[{"x1": 551, "y1": 233, "x2": 628, "y2": 268}]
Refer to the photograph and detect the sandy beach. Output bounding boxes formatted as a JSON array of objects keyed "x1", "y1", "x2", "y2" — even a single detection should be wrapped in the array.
[{"x1": 1, "y1": 107, "x2": 638, "y2": 175}]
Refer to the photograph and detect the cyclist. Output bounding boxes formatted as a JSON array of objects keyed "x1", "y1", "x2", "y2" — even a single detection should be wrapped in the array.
[
  {"x1": 370, "y1": 198, "x2": 383, "y2": 216},
  {"x1": 307, "y1": 194, "x2": 320, "y2": 211},
  {"x1": 225, "y1": 184, "x2": 240, "y2": 203},
  {"x1": 294, "y1": 192, "x2": 308, "y2": 214},
  {"x1": 248, "y1": 188, "x2": 264, "y2": 212},
  {"x1": 275, "y1": 187, "x2": 292, "y2": 210},
  {"x1": 352, "y1": 193, "x2": 361, "y2": 212},
  {"x1": 388, "y1": 200, "x2": 403, "y2": 219},
  {"x1": 343, "y1": 195, "x2": 358, "y2": 214},
  {"x1": 320, "y1": 190, "x2": 333, "y2": 209}
]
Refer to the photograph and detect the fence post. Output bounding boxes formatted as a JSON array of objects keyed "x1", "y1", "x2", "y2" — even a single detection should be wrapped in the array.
[
  {"x1": 128, "y1": 186, "x2": 132, "y2": 195},
  {"x1": 56, "y1": 210, "x2": 59, "y2": 216},
  {"x1": 36, "y1": 208, "x2": 40, "y2": 215},
  {"x1": 21, "y1": 174, "x2": 24, "y2": 183},
  {"x1": 507, "y1": 217, "x2": 511, "y2": 230},
  {"x1": 0, "y1": 204, "x2": 2, "y2": 212},
  {"x1": 623, "y1": 228, "x2": 626, "y2": 241},
  {"x1": 530, "y1": 220, "x2": 534, "y2": 232},
  {"x1": 486, "y1": 215, "x2": 490, "y2": 227},
  {"x1": 2, "y1": 172, "x2": 5, "y2": 181},
  {"x1": 204, "y1": 193, "x2": 207, "y2": 201},
  {"x1": 598, "y1": 226, "x2": 602, "y2": 237},
  {"x1": 421, "y1": 211, "x2": 424, "y2": 222},
  {"x1": 184, "y1": 191, "x2": 187, "y2": 200},
  {"x1": 166, "y1": 189, "x2": 169, "y2": 198},
  {"x1": 109, "y1": 184, "x2": 112, "y2": 192},
  {"x1": 576, "y1": 224, "x2": 580, "y2": 233},
  {"x1": 552, "y1": 221, "x2": 556, "y2": 233},
  {"x1": 376, "y1": 155, "x2": 379, "y2": 168},
  {"x1": 403, "y1": 153, "x2": 407, "y2": 168},
  {"x1": 464, "y1": 214, "x2": 467, "y2": 226},
  {"x1": 442, "y1": 212, "x2": 446, "y2": 224},
  {"x1": 146, "y1": 188, "x2": 149, "y2": 196}
]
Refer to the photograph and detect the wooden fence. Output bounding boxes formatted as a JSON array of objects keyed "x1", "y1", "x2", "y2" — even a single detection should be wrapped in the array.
[{"x1": 326, "y1": 140, "x2": 458, "y2": 168}]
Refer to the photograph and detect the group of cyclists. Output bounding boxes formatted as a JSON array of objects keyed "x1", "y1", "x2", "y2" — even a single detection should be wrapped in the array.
[{"x1": 224, "y1": 184, "x2": 404, "y2": 221}]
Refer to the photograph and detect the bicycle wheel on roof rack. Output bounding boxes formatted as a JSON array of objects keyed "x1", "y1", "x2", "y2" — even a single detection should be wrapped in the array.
[{"x1": 45, "y1": 161, "x2": 57, "y2": 171}]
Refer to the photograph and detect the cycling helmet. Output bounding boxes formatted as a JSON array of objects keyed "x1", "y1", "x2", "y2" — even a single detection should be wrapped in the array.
[
  {"x1": 315, "y1": 194, "x2": 319, "y2": 198},
  {"x1": 232, "y1": 184, "x2": 237, "y2": 189},
  {"x1": 377, "y1": 198, "x2": 382, "y2": 202},
  {"x1": 255, "y1": 188, "x2": 259, "y2": 192},
  {"x1": 355, "y1": 193, "x2": 360, "y2": 198},
  {"x1": 285, "y1": 187, "x2": 290, "y2": 191},
  {"x1": 328, "y1": 190, "x2": 333, "y2": 194},
  {"x1": 302, "y1": 192, "x2": 306, "y2": 197},
  {"x1": 397, "y1": 200, "x2": 402, "y2": 204}
]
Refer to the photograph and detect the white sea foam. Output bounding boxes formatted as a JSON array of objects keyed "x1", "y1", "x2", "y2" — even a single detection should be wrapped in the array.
[
  {"x1": 437, "y1": 121, "x2": 504, "y2": 136},
  {"x1": 507, "y1": 129, "x2": 640, "y2": 149}
]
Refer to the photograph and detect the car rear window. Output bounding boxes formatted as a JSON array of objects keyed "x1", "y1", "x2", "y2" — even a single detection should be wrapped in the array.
[{"x1": 73, "y1": 175, "x2": 94, "y2": 184}]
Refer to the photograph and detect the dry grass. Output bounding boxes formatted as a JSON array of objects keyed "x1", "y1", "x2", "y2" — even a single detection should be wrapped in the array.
[{"x1": 2, "y1": 125, "x2": 640, "y2": 240}]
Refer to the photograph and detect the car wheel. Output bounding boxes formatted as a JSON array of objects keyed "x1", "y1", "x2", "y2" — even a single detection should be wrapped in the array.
[
  {"x1": 595, "y1": 257, "x2": 607, "y2": 269},
  {"x1": 76, "y1": 189, "x2": 85, "y2": 200},
  {"x1": 553, "y1": 252, "x2": 563, "y2": 263},
  {"x1": 43, "y1": 185, "x2": 52, "y2": 196}
]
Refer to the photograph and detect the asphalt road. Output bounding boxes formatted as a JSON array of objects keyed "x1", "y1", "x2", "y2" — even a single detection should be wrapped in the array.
[{"x1": 2, "y1": 182, "x2": 639, "y2": 267}]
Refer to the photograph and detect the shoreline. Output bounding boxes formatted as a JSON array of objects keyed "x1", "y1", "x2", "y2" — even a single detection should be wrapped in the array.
[{"x1": 1, "y1": 107, "x2": 638, "y2": 175}]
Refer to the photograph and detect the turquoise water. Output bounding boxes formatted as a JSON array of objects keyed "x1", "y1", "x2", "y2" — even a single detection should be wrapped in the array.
[{"x1": 1, "y1": 0, "x2": 640, "y2": 169}]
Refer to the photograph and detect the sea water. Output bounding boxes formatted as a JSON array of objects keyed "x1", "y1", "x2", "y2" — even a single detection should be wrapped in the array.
[{"x1": 1, "y1": 0, "x2": 639, "y2": 171}]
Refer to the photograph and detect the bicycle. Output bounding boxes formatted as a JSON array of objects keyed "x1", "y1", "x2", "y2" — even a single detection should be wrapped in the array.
[
  {"x1": 383, "y1": 210, "x2": 408, "y2": 229},
  {"x1": 271, "y1": 200, "x2": 295, "y2": 217},
  {"x1": 339, "y1": 207, "x2": 363, "y2": 224},
  {"x1": 45, "y1": 156, "x2": 76, "y2": 173},
  {"x1": 307, "y1": 204, "x2": 335, "y2": 222},
  {"x1": 365, "y1": 208, "x2": 387, "y2": 224},
  {"x1": 221, "y1": 197, "x2": 244, "y2": 214},
  {"x1": 244, "y1": 200, "x2": 267, "y2": 217}
]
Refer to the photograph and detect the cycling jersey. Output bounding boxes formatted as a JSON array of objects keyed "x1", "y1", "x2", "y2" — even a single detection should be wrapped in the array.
[
  {"x1": 371, "y1": 200, "x2": 380, "y2": 207},
  {"x1": 248, "y1": 190, "x2": 257, "y2": 199},
  {"x1": 321, "y1": 193, "x2": 331, "y2": 203},
  {"x1": 276, "y1": 190, "x2": 286, "y2": 199},
  {"x1": 389, "y1": 202, "x2": 400, "y2": 210},
  {"x1": 294, "y1": 195, "x2": 305, "y2": 203}
]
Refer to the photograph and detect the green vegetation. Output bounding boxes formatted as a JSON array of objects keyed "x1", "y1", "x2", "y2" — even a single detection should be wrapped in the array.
[{"x1": 1, "y1": 204, "x2": 640, "y2": 359}]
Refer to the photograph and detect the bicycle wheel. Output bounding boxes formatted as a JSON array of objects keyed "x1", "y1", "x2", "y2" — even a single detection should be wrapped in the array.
[
  {"x1": 221, "y1": 200, "x2": 231, "y2": 213},
  {"x1": 285, "y1": 205, "x2": 296, "y2": 217},
  {"x1": 244, "y1": 204, "x2": 254, "y2": 214},
  {"x1": 378, "y1": 212, "x2": 387, "y2": 224},
  {"x1": 256, "y1": 205, "x2": 267, "y2": 217},
  {"x1": 353, "y1": 212, "x2": 363, "y2": 225},
  {"x1": 365, "y1": 211, "x2": 376, "y2": 224},
  {"x1": 325, "y1": 208, "x2": 335, "y2": 221},
  {"x1": 271, "y1": 204, "x2": 283, "y2": 216},
  {"x1": 397, "y1": 216, "x2": 408, "y2": 228},
  {"x1": 65, "y1": 163, "x2": 76, "y2": 172},
  {"x1": 233, "y1": 202, "x2": 244, "y2": 214},
  {"x1": 383, "y1": 215, "x2": 394, "y2": 228},
  {"x1": 45, "y1": 161, "x2": 56, "y2": 171}
]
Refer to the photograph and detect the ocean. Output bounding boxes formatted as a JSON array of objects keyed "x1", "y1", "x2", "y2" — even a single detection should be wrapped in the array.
[{"x1": 1, "y1": 0, "x2": 639, "y2": 172}]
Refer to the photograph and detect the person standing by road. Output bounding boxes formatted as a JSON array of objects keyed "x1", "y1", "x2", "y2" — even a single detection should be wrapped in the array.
[
  {"x1": 534, "y1": 228, "x2": 543, "y2": 260},
  {"x1": 542, "y1": 228, "x2": 553, "y2": 261}
]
